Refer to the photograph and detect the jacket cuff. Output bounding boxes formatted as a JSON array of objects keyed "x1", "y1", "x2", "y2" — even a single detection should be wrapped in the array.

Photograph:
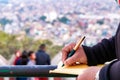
[
  {"x1": 99, "y1": 60, "x2": 117, "y2": 80},
  {"x1": 82, "y1": 45, "x2": 97, "y2": 66}
]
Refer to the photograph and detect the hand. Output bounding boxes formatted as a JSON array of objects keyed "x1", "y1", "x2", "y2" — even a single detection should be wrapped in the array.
[
  {"x1": 77, "y1": 66, "x2": 101, "y2": 80},
  {"x1": 62, "y1": 43, "x2": 87, "y2": 66}
]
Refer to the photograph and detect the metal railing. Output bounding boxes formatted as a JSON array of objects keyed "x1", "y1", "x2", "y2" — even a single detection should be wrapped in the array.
[{"x1": 0, "y1": 65, "x2": 77, "y2": 77}]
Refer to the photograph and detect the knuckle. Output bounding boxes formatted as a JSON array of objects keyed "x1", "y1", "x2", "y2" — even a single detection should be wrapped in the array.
[{"x1": 71, "y1": 57, "x2": 77, "y2": 62}]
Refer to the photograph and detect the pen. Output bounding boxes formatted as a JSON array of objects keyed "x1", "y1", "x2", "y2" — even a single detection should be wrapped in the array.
[{"x1": 62, "y1": 36, "x2": 86, "y2": 67}]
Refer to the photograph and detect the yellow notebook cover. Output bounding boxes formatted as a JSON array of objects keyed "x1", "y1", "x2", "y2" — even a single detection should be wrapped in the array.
[{"x1": 50, "y1": 64, "x2": 103, "y2": 75}]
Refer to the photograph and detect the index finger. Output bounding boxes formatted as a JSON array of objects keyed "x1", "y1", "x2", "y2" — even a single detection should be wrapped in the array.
[{"x1": 61, "y1": 43, "x2": 76, "y2": 62}]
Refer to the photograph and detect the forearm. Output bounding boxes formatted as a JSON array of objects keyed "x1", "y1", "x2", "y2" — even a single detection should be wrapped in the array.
[{"x1": 83, "y1": 37, "x2": 116, "y2": 66}]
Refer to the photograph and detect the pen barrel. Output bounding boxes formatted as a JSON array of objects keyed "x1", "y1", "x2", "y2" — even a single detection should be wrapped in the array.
[
  {"x1": 67, "y1": 50, "x2": 76, "y2": 58},
  {"x1": 73, "y1": 36, "x2": 85, "y2": 50},
  {"x1": 62, "y1": 50, "x2": 76, "y2": 67}
]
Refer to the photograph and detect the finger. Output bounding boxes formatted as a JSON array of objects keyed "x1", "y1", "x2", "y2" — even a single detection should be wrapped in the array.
[
  {"x1": 62, "y1": 47, "x2": 69, "y2": 62},
  {"x1": 62, "y1": 43, "x2": 76, "y2": 62},
  {"x1": 72, "y1": 63, "x2": 77, "y2": 66},
  {"x1": 64, "y1": 51, "x2": 80, "y2": 66}
]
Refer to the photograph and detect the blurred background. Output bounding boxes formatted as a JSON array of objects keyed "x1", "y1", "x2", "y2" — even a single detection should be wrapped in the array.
[{"x1": 0, "y1": 0, "x2": 120, "y2": 80}]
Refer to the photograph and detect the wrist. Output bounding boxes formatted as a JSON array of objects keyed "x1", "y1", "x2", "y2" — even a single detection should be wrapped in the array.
[{"x1": 80, "y1": 46, "x2": 87, "y2": 64}]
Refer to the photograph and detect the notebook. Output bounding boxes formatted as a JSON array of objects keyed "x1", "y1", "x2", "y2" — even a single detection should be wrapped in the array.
[{"x1": 49, "y1": 63, "x2": 103, "y2": 75}]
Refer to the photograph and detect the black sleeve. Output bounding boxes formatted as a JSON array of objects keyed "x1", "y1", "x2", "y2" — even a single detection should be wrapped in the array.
[
  {"x1": 99, "y1": 60, "x2": 118, "y2": 80},
  {"x1": 83, "y1": 37, "x2": 116, "y2": 66},
  {"x1": 109, "y1": 60, "x2": 120, "y2": 80}
]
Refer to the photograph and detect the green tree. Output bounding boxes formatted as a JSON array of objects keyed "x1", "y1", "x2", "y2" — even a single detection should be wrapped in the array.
[{"x1": 0, "y1": 31, "x2": 62, "y2": 59}]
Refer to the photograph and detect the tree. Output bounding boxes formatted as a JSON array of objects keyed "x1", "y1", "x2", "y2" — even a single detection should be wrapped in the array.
[{"x1": 0, "y1": 31, "x2": 62, "y2": 59}]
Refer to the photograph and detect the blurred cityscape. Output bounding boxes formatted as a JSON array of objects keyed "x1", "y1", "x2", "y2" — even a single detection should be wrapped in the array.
[
  {"x1": 0, "y1": 0, "x2": 119, "y2": 80},
  {"x1": 0, "y1": 0, "x2": 120, "y2": 46}
]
